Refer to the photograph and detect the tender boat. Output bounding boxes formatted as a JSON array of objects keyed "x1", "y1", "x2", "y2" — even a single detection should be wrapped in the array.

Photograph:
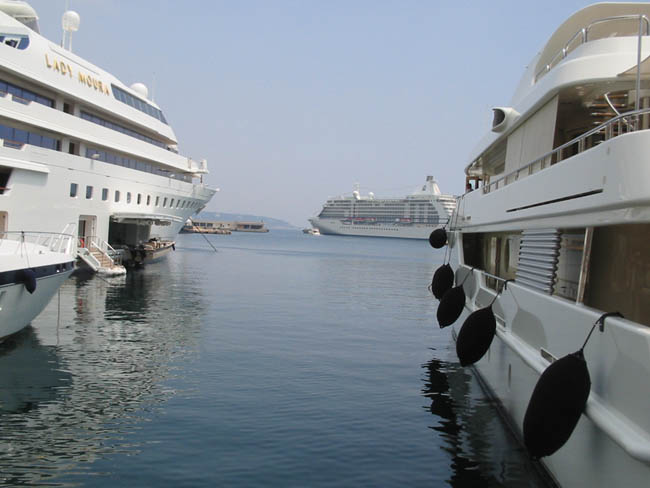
[
  {"x1": 0, "y1": 229, "x2": 75, "y2": 340},
  {"x1": 436, "y1": 4, "x2": 650, "y2": 486}
]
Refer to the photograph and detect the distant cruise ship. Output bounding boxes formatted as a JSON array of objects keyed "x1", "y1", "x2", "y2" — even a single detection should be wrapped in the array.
[{"x1": 309, "y1": 176, "x2": 456, "y2": 239}]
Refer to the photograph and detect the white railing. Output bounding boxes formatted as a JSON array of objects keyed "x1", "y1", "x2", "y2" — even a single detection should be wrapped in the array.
[
  {"x1": 535, "y1": 14, "x2": 650, "y2": 83},
  {"x1": 80, "y1": 235, "x2": 123, "y2": 266},
  {"x1": 483, "y1": 106, "x2": 650, "y2": 194},
  {"x1": 0, "y1": 230, "x2": 77, "y2": 255}
]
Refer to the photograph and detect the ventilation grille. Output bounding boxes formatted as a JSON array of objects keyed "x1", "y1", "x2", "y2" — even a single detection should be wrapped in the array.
[{"x1": 515, "y1": 229, "x2": 560, "y2": 294}]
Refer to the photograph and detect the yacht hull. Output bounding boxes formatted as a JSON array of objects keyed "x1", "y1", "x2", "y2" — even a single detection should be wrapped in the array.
[
  {"x1": 0, "y1": 269, "x2": 73, "y2": 341},
  {"x1": 447, "y1": 265, "x2": 650, "y2": 487}
]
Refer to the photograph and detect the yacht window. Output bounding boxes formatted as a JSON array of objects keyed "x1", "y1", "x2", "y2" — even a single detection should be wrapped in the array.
[
  {"x1": 115, "y1": 190, "x2": 120, "y2": 203},
  {"x1": 70, "y1": 183, "x2": 78, "y2": 198},
  {"x1": 0, "y1": 35, "x2": 29, "y2": 50},
  {"x1": 163, "y1": 197, "x2": 167, "y2": 207},
  {"x1": 155, "y1": 196, "x2": 159, "y2": 206},
  {"x1": 86, "y1": 185, "x2": 93, "y2": 199},
  {"x1": 137, "y1": 193, "x2": 142, "y2": 205},
  {"x1": 146, "y1": 195, "x2": 151, "y2": 205},
  {"x1": 170, "y1": 198, "x2": 174, "y2": 208},
  {"x1": 13, "y1": 129, "x2": 27, "y2": 143},
  {"x1": 80, "y1": 110, "x2": 167, "y2": 148},
  {"x1": 127, "y1": 192, "x2": 132, "y2": 204},
  {"x1": 111, "y1": 84, "x2": 168, "y2": 125},
  {"x1": 102, "y1": 188, "x2": 109, "y2": 201}
]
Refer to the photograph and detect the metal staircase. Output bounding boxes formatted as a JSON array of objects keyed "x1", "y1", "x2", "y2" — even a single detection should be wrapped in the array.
[{"x1": 77, "y1": 236, "x2": 126, "y2": 276}]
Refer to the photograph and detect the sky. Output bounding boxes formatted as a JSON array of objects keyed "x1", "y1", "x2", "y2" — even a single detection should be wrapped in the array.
[{"x1": 28, "y1": 0, "x2": 627, "y2": 226}]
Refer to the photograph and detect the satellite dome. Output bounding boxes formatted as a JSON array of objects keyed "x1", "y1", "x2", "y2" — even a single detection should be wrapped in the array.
[
  {"x1": 130, "y1": 83, "x2": 149, "y2": 99},
  {"x1": 62, "y1": 10, "x2": 80, "y2": 32}
]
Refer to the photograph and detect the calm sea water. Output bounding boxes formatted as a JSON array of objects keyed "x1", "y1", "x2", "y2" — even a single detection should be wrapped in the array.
[{"x1": 0, "y1": 230, "x2": 549, "y2": 487}]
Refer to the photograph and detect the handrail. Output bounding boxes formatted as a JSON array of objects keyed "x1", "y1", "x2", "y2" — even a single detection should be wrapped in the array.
[
  {"x1": 535, "y1": 14, "x2": 650, "y2": 82},
  {"x1": 482, "y1": 106, "x2": 650, "y2": 194},
  {"x1": 85, "y1": 235, "x2": 123, "y2": 266},
  {"x1": 0, "y1": 230, "x2": 77, "y2": 255}
]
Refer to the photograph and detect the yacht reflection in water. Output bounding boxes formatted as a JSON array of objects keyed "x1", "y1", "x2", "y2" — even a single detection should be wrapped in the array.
[
  {"x1": 422, "y1": 353, "x2": 552, "y2": 487},
  {"x1": 0, "y1": 327, "x2": 71, "y2": 414},
  {"x1": 0, "y1": 266, "x2": 205, "y2": 485}
]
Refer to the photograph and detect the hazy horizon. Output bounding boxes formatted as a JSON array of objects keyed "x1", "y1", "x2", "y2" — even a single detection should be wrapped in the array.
[{"x1": 29, "y1": 0, "x2": 618, "y2": 227}]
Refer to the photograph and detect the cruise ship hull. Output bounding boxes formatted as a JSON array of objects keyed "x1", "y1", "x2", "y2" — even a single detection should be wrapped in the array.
[{"x1": 310, "y1": 217, "x2": 442, "y2": 239}]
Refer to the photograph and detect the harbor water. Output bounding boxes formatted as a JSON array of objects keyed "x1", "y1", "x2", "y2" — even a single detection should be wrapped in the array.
[{"x1": 1, "y1": 231, "x2": 550, "y2": 487}]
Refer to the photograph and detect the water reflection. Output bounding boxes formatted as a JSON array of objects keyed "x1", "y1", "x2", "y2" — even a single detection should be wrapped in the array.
[
  {"x1": 422, "y1": 351, "x2": 551, "y2": 487},
  {"x1": 0, "y1": 327, "x2": 71, "y2": 414},
  {"x1": 0, "y1": 264, "x2": 205, "y2": 486}
]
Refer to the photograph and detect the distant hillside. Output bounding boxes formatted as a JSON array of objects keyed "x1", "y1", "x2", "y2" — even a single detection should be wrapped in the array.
[{"x1": 195, "y1": 211, "x2": 298, "y2": 230}]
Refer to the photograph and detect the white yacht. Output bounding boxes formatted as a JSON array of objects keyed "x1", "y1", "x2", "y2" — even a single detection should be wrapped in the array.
[
  {"x1": 309, "y1": 176, "x2": 456, "y2": 239},
  {"x1": 439, "y1": 3, "x2": 650, "y2": 486},
  {"x1": 0, "y1": 1, "x2": 216, "y2": 267},
  {"x1": 0, "y1": 229, "x2": 75, "y2": 340}
]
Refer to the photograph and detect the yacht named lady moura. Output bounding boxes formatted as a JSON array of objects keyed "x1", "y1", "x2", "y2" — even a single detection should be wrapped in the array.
[
  {"x1": 309, "y1": 176, "x2": 456, "y2": 239},
  {"x1": 0, "y1": 1, "x2": 216, "y2": 274},
  {"x1": 433, "y1": 3, "x2": 650, "y2": 486}
]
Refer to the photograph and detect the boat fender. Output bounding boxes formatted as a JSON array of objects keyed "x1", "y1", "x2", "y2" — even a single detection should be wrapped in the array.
[
  {"x1": 428, "y1": 228, "x2": 447, "y2": 249},
  {"x1": 455, "y1": 306, "x2": 496, "y2": 366},
  {"x1": 21, "y1": 269, "x2": 37, "y2": 294},
  {"x1": 436, "y1": 285, "x2": 465, "y2": 328},
  {"x1": 523, "y1": 350, "x2": 590, "y2": 459},
  {"x1": 430, "y1": 263, "x2": 454, "y2": 299}
]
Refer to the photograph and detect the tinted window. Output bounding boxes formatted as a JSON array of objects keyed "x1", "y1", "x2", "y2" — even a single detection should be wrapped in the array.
[{"x1": 70, "y1": 183, "x2": 78, "y2": 197}]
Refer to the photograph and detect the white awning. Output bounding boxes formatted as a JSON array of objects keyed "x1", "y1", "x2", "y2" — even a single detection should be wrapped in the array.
[
  {"x1": 618, "y1": 54, "x2": 650, "y2": 77},
  {"x1": 110, "y1": 213, "x2": 183, "y2": 226}
]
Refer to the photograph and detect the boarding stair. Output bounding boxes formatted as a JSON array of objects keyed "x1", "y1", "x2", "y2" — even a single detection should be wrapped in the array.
[
  {"x1": 588, "y1": 91, "x2": 650, "y2": 135},
  {"x1": 77, "y1": 236, "x2": 127, "y2": 276}
]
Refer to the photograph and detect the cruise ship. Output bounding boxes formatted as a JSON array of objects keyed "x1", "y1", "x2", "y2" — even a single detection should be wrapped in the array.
[
  {"x1": 309, "y1": 176, "x2": 456, "y2": 239},
  {"x1": 433, "y1": 3, "x2": 650, "y2": 486},
  {"x1": 0, "y1": 1, "x2": 216, "y2": 270}
]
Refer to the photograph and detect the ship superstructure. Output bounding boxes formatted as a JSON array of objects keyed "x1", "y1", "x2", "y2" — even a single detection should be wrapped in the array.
[
  {"x1": 309, "y1": 176, "x2": 456, "y2": 239},
  {"x1": 0, "y1": 1, "x2": 216, "y2": 263}
]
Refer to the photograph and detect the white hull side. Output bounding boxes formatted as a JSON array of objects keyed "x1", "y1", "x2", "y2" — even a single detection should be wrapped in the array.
[
  {"x1": 310, "y1": 217, "x2": 440, "y2": 239},
  {"x1": 0, "y1": 270, "x2": 73, "y2": 340},
  {"x1": 0, "y1": 144, "x2": 215, "y2": 242},
  {"x1": 448, "y1": 262, "x2": 650, "y2": 487}
]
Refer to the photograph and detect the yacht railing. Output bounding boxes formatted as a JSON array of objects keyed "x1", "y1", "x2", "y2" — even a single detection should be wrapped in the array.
[
  {"x1": 79, "y1": 235, "x2": 124, "y2": 266},
  {"x1": 482, "y1": 106, "x2": 650, "y2": 194},
  {"x1": 535, "y1": 14, "x2": 650, "y2": 82},
  {"x1": 0, "y1": 230, "x2": 77, "y2": 255}
]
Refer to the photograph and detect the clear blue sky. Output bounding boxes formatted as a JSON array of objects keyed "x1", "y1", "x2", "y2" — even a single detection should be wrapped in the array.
[{"x1": 30, "y1": 0, "x2": 620, "y2": 226}]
